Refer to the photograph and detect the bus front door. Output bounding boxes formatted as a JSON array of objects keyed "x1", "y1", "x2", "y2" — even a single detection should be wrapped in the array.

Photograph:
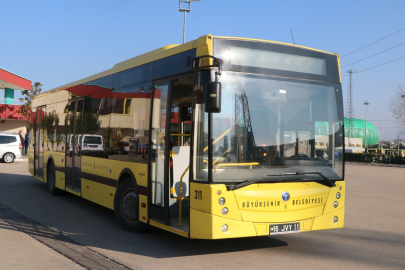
[
  {"x1": 65, "y1": 99, "x2": 83, "y2": 193},
  {"x1": 149, "y1": 77, "x2": 193, "y2": 228},
  {"x1": 149, "y1": 82, "x2": 170, "y2": 224}
]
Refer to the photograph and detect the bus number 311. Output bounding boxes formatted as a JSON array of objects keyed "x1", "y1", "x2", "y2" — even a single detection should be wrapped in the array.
[{"x1": 194, "y1": 190, "x2": 202, "y2": 200}]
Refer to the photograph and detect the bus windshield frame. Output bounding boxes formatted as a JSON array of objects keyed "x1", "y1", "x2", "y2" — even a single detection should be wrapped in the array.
[{"x1": 192, "y1": 39, "x2": 344, "y2": 185}]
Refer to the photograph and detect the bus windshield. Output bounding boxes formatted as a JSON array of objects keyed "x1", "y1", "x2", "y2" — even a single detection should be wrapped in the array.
[{"x1": 196, "y1": 72, "x2": 344, "y2": 183}]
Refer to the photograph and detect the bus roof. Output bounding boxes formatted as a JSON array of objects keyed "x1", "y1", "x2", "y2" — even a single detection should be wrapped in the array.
[{"x1": 37, "y1": 35, "x2": 339, "y2": 98}]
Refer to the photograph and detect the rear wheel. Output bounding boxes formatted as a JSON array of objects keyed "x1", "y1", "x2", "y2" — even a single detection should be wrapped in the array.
[
  {"x1": 2, "y1": 153, "x2": 15, "y2": 163},
  {"x1": 114, "y1": 178, "x2": 148, "y2": 232},
  {"x1": 47, "y1": 161, "x2": 62, "y2": 195}
]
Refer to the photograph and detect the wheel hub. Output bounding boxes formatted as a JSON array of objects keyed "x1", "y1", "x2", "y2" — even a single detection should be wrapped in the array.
[
  {"x1": 4, "y1": 154, "x2": 13, "y2": 162},
  {"x1": 122, "y1": 191, "x2": 137, "y2": 220}
]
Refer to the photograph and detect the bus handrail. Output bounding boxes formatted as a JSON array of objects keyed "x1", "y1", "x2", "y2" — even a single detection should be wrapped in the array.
[
  {"x1": 170, "y1": 134, "x2": 191, "y2": 137},
  {"x1": 177, "y1": 165, "x2": 189, "y2": 226},
  {"x1": 203, "y1": 127, "x2": 231, "y2": 152},
  {"x1": 205, "y1": 146, "x2": 234, "y2": 169},
  {"x1": 214, "y1": 162, "x2": 259, "y2": 172}
]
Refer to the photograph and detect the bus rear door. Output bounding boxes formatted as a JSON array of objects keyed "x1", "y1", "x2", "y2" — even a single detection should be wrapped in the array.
[{"x1": 65, "y1": 99, "x2": 83, "y2": 193}]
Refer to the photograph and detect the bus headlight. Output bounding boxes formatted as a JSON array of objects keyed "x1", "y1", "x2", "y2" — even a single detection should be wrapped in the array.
[
  {"x1": 333, "y1": 201, "x2": 338, "y2": 208},
  {"x1": 336, "y1": 192, "x2": 341, "y2": 199},
  {"x1": 218, "y1": 197, "x2": 226, "y2": 205},
  {"x1": 333, "y1": 216, "x2": 338, "y2": 223},
  {"x1": 222, "y1": 207, "x2": 229, "y2": 215},
  {"x1": 221, "y1": 224, "x2": 228, "y2": 232}
]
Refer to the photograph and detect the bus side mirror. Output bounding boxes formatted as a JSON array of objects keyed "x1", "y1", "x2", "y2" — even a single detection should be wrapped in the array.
[{"x1": 205, "y1": 81, "x2": 221, "y2": 113}]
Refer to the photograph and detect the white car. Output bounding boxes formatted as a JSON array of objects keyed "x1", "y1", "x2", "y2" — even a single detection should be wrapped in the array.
[
  {"x1": 0, "y1": 132, "x2": 23, "y2": 163},
  {"x1": 68, "y1": 134, "x2": 104, "y2": 157}
]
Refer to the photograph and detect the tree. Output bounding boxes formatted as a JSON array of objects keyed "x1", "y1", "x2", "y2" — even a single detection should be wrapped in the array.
[
  {"x1": 389, "y1": 85, "x2": 405, "y2": 127},
  {"x1": 18, "y1": 82, "x2": 42, "y2": 118}
]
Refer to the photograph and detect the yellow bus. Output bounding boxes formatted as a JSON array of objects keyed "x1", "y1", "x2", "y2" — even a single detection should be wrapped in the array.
[{"x1": 29, "y1": 35, "x2": 345, "y2": 239}]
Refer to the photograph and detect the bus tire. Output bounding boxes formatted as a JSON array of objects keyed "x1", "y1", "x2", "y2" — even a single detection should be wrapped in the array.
[
  {"x1": 114, "y1": 178, "x2": 148, "y2": 232},
  {"x1": 47, "y1": 161, "x2": 62, "y2": 195}
]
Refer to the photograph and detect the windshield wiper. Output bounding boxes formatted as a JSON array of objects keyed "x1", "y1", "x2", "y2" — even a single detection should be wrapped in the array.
[
  {"x1": 227, "y1": 172, "x2": 335, "y2": 191},
  {"x1": 289, "y1": 172, "x2": 336, "y2": 187}
]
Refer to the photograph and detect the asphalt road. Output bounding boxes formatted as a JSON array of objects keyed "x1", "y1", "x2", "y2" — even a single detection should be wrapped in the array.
[{"x1": 0, "y1": 161, "x2": 404, "y2": 269}]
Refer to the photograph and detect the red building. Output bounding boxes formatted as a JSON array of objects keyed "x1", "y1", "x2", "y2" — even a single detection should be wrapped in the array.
[{"x1": 0, "y1": 67, "x2": 32, "y2": 134}]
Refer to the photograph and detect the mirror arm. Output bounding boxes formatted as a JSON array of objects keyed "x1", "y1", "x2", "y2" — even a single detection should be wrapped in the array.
[{"x1": 192, "y1": 55, "x2": 222, "y2": 75}]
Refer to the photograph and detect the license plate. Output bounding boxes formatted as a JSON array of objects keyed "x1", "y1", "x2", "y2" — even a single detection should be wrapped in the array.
[{"x1": 270, "y1": 222, "x2": 300, "y2": 235}]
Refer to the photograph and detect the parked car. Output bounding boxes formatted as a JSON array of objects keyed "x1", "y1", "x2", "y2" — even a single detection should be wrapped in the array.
[{"x1": 0, "y1": 132, "x2": 23, "y2": 163}]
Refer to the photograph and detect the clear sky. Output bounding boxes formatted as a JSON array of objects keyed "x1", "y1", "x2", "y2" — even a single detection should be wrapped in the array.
[{"x1": 1, "y1": 0, "x2": 404, "y2": 141}]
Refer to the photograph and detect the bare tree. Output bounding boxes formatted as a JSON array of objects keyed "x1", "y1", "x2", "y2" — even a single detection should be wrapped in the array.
[{"x1": 389, "y1": 85, "x2": 405, "y2": 127}]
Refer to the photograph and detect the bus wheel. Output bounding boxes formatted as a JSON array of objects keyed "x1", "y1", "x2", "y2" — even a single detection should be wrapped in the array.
[
  {"x1": 114, "y1": 178, "x2": 148, "y2": 232},
  {"x1": 47, "y1": 161, "x2": 62, "y2": 195}
]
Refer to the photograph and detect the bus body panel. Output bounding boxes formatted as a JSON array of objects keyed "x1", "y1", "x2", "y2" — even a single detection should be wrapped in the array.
[
  {"x1": 190, "y1": 208, "x2": 257, "y2": 239},
  {"x1": 81, "y1": 178, "x2": 115, "y2": 210},
  {"x1": 190, "y1": 182, "x2": 243, "y2": 221},
  {"x1": 312, "y1": 207, "x2": 345, "y2": 230},
  {"x1": 138, "y1": 194, "x2": 148, "y2": 223},
  {"x1": 233, "y1": 182, "x2": 343, "y2": 223},
  {"x1": 55, "y1": 171, "x2": 65, "y2": 190},
  {"x1": 80, "y1": 156, "x2": 148, "y2": 188}
]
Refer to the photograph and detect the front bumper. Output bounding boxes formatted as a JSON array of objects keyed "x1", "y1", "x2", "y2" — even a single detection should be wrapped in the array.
[{"x1": 190, "y1": 207, "x2": 345, "y2": 239}]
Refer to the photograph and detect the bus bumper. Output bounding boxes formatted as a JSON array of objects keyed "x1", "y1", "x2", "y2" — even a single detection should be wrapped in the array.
[{"x1": 190, "y1": 207, "x2": 345, "y2": 239}]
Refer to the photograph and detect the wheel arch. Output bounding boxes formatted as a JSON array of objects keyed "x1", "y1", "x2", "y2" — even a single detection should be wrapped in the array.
[
  {"x1": 46, "y1": 155, "x2": 55, "y2": 168},
  {"x1": 46, "y1": 155, "x2": 55, "y2": 182},
  {"x1": 117, "y1": 168, "x2": 137, "y2": 188}
]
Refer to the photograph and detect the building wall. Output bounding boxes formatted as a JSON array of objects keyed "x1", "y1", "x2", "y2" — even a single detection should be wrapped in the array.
[
  {"x1": 345, "y1": 137, "x2": 363, "y2": 147},
  {"x1": 0, "y1": 119, "x2": 30, "y2": 134}
]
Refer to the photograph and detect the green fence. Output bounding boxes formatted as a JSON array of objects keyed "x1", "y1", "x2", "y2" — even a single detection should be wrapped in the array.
[{"x1": 345, "y1": 153, "x2": 405, "y2": 165}]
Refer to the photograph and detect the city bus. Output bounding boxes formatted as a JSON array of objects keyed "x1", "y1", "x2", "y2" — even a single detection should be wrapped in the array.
[{"x1": 28, "y1": 34, "x2": 345, "y2": 239}]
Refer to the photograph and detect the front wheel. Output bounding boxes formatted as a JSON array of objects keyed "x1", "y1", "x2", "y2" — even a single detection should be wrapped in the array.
[
  {"x1": 114, "y1": 178, "x2": 148, "y2": 232},
  {"x1": 2, "y1": 153, "x2": 15, "y2": 163}
]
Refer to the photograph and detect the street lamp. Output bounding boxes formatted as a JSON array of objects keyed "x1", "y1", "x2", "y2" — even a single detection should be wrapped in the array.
[
  {"x1": 364, "y1": 101, "x2": 369, "y2": 152},
  {"x1": 179, "y1": 0, "x2": 200, "y2": 44}
]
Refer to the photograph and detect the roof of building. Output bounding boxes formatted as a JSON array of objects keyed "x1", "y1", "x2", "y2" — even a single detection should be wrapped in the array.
[{"x1": 0, "y1": 68, "x2": 32, "y2": 90}]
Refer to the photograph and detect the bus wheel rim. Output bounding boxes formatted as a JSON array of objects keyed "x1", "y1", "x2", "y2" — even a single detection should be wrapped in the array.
[{"x1": 122, "y1": 190, "x2": 137, "y2": 220}]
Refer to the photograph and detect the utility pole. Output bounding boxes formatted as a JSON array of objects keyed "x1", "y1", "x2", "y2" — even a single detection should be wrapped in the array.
[
  {"x1": 346, "y1": 69, "x2": 357, "y2": 147},
  {"x1": 364, "y1": 101, "x2": 369, "y2": 152},
  {"x1": 179, "y1": 0, "x2": 200, "y2": 44},
  {"x1": 398, "y1": 134, "x2": 400, "y2": 156}
]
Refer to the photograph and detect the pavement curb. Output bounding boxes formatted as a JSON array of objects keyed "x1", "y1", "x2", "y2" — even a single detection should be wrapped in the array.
[{"x1": 346, "y1": 162, "x2": 405, "y2": 168}]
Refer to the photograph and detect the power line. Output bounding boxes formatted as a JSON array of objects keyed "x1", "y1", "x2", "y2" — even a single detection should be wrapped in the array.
[
  {"x1": 357, "y1": 56, "x2": 405, "y2": 73},
  {"x1": 342, "y1": 56, "x2": 405, "y2": 77},
  {"x1": 376, "y1": 127, "x2": 402, "y2": 129},
  {"x1": 334, "y1": 14, "x2": 405, "y2": 51},
  {"x1": 341, "y1": 41, "x2": 405, "y2": 68},
  {"x1": 368, "y1": 120, "x2": 397, "y2": 121},
  {"x1": 340, "y1": 27, "x2": 405, "y2": 58}
]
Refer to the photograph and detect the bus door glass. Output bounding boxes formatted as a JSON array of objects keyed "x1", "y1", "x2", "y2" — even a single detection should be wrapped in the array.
[
  {"x1": 149, "y1": 77, "x2": 193, "y2": 225},
  {"x1": 149, "y1": 82, "x2": 170, "y2": 222},
  {"x1": 168, "y1": 79, "x2": 193, "y2": 222},
  {"x1": 34, "y1": 107, "x2": 45, "y2": 178},
  {"x1": 65, "y1": 99, "x2": 83, "y2": 192}
]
